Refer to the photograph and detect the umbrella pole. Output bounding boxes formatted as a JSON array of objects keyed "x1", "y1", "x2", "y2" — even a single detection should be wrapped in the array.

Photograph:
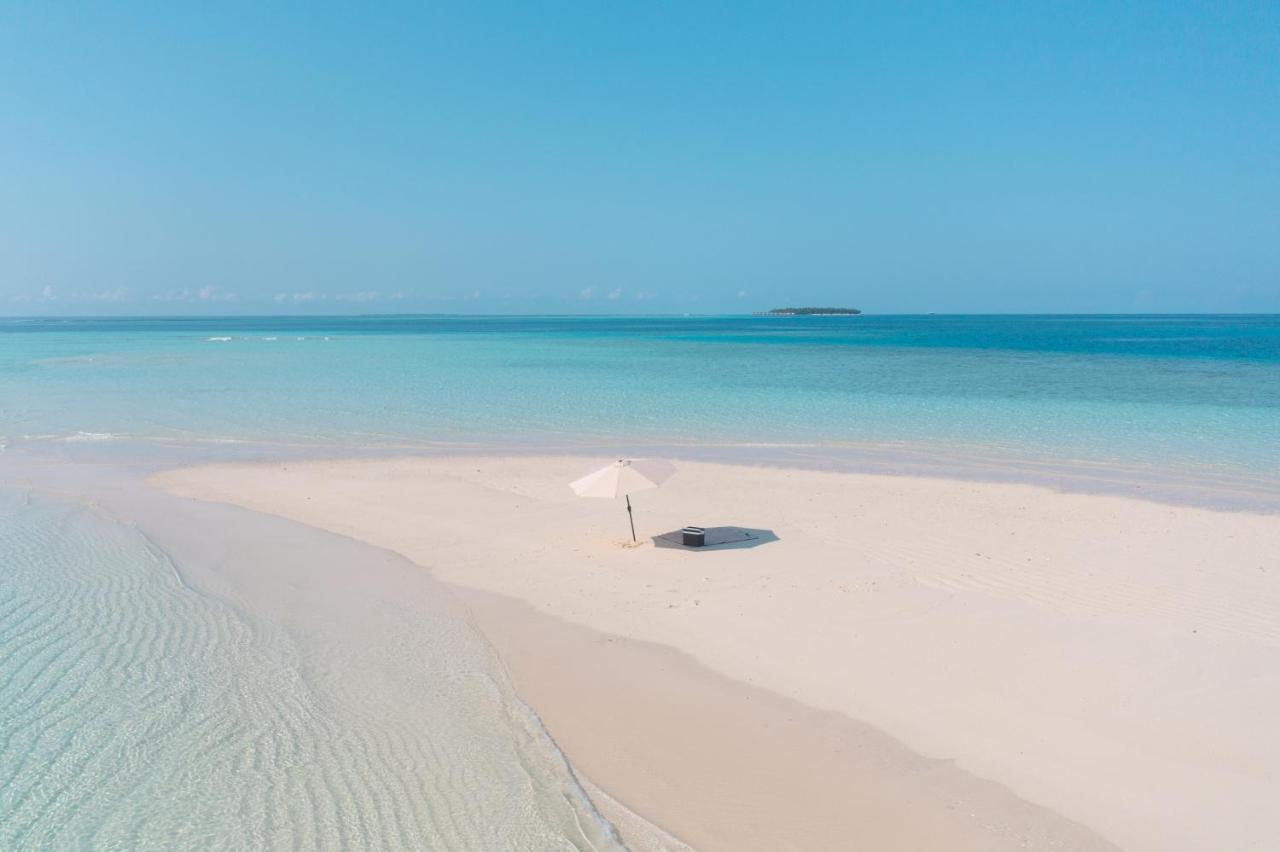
[{"x1": 626, "y1": 494, "x2": 636, "y2": 542}]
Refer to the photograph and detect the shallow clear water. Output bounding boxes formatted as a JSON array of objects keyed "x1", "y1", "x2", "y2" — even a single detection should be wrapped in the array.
[
  {"x1": 0, "y1": 486, "x2": 620, "y2": 850},
  {"x1": 3, "y1": 314, "x2": 1278, "y2": 474}
]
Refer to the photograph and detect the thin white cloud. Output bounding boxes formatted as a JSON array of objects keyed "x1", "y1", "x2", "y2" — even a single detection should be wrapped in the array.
[
  {"x1": 198, "y1": 286, "x2": 237, "y2": 302},
  {"x1": 41, "y1": 285, "x2": 56, "y2": 300},
  {"x1": 737, "y1": 289, "x2": 748, "y2": 299},
  {"x1": 273, "y1": 292, "x2": 287, "y2": 304},
  {"x1": 579, "y1": 287, "x2": 594, "y2": 300},
  {"x1": 607, "y1": 288, "x2": 623, "y2": 300},
  {"x1": 336, "y1": 291, "x2": 379, "y2": 302},
  {"x1": 92, "y1": 287, "x2": 128, "y2": 302},
  {"x1": 292, "y1": 292, "x2": 315, "y2": 303},
  {"x1": 153, "y1": 288, "x2": 191, "y2": 302}
]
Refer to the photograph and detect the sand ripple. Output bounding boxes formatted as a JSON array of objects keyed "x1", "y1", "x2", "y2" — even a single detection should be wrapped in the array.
[{"x1": 0, "y1": 490, "x2": 622, "y2": 851}]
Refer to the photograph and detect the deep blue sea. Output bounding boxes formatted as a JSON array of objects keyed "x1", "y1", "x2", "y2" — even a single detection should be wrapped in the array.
[{"x1": 2, "y1": 314, "x2": 1278, "y2": 474}]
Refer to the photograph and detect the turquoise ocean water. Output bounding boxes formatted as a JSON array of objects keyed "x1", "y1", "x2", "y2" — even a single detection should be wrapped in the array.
[
  {"x1": 1, "y1": 313, "x2": 1277, "y2": 849},
  {"x1": 3, "y1": 314, "x2": 1278, "y2": 470}
]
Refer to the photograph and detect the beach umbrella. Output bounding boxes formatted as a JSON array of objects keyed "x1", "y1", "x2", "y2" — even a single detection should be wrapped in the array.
[{"x1": 570, "y1": 458, "x2": 677, "y2": 542}]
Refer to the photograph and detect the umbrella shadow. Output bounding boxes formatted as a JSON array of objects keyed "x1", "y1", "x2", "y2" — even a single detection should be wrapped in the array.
[{"x1": 652, "y1": 526, "x2": 780, "y2": 551}]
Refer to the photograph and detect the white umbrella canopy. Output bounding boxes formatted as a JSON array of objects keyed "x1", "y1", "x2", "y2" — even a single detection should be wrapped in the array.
[
  {"x1": 570, "y1": 458, "x2": 677, "y2": 541},
  {"x1": 569, "y1": 458, "x2": 676, "y2": 498}
]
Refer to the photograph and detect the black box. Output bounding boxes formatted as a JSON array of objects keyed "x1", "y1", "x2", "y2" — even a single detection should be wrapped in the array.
[{"x1": 682, "y1": 526, "x2": 706, "y2": 547}]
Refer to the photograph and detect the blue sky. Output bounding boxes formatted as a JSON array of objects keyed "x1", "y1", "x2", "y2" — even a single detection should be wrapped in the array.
[{"x1": 2, "y1": 2, "x2": 1277, "y2": 314}]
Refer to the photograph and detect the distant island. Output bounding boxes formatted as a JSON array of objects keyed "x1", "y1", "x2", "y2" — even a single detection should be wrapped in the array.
[{"x1": 756, "y1": 307, "x2": 862, "y2": 316}]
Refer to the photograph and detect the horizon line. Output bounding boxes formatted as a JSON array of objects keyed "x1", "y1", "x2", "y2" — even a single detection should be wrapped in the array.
[{"x1": 4, "y1": 311, "x2": 1280, "y2": 321}]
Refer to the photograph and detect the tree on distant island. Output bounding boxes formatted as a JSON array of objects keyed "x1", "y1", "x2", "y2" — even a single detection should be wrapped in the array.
[{"x1": 763, "y1": 307, "x2": 861, "y2": 316}]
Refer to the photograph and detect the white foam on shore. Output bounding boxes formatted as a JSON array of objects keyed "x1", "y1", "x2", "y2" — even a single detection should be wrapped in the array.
[{"x1": 63, "y1": 431, "x2": 118, "y2": 442}]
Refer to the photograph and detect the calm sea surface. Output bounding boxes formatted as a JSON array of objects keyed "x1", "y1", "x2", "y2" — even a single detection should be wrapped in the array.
[{"x1": 3, "y1": 314, "x2": 1278, "y2": 472}]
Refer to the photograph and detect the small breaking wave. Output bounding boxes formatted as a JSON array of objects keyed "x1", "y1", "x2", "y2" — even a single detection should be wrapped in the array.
[{"x1": 63, "y1": 431, "x2": 118, "y2": 442}]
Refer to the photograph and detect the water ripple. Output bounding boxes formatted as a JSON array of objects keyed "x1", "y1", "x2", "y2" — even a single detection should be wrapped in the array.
[{"x1": 0, "y1": 490, "x2": 624, "y2": 851}]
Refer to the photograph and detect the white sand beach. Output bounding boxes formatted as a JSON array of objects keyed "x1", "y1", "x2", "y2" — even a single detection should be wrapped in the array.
[{"x1": 156, "y1": 456, "x2": 1280, "y2": 852}]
